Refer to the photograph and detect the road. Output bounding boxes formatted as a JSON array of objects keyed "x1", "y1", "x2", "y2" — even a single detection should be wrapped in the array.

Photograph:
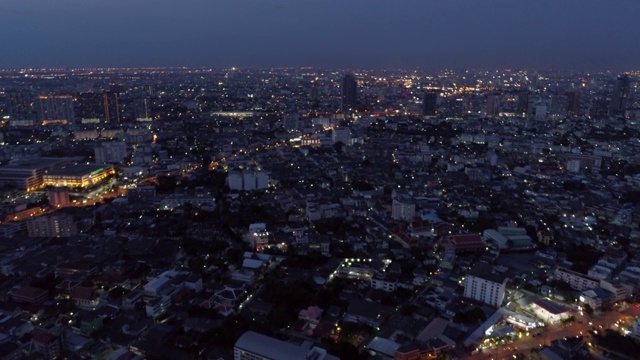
[{"x1": 461, "y1": 304, "x2": 640, "y2": 360}]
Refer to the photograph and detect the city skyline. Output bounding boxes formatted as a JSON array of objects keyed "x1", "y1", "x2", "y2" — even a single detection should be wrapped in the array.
[{"x1": 0, "y1": 0, "x2": 639, "y2": 71}]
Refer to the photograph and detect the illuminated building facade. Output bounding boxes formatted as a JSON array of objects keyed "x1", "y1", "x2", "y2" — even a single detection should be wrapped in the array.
[
  {"x1": 0, "y1": 158, "x2": 70, "y2": 191},
  {"x1": 43, "y1": 164, "x2": 115, "y2": 188}
]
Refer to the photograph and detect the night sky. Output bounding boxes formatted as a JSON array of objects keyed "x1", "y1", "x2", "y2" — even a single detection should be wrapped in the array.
[{"x1": 0, "y1": 0, "x2": 638, "y2": 70}]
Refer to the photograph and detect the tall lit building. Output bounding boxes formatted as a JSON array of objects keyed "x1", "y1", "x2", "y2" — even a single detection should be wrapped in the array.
[
  {"x1": 37, "y1": 95, "x2": 75, "y2": 125},
  {"x1": 422, "y1": 91, "x2": 438, "y2": 116},
  {"x1": 341, "y1": 74, "x2": 357, "y2": 112},
  {"x1": 610, "y1": 74, "x2": 630, "y2": 115}
]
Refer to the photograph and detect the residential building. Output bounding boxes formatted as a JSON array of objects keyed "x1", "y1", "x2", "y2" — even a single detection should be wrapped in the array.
[
  {"x1": 463, "y1": 262, "x2": 507, "y2": 307},
  {"x1": 27, "y1": 213, "x2": 78, "y2": 237}
]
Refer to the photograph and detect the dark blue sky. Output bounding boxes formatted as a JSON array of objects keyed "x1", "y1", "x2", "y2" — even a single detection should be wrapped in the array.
[{"x1": 1, "y1": 0, "x2": 638, "y2": 70}]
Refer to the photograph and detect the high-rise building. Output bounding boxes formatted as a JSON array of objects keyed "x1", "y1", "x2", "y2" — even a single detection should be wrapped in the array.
[
  {"x1": 37, "y1": 95, "x2": 75, "y2": 125},
  {"x1": 76, "y1": 92, "x2": 104, "y2": 124},
  {"x1": 516, "y1": 90, "x2": 531, "y2": 117},
  {"x1": 422, "y1": 91, "x2": 438, "y2": 116},
  {"x1": 6, "y1": 91, "x2": 36, "y2": 126},
  {"x1": 75, "y1": 91, "x2": 120, "y2": 125},
  {"x1": 486, "y1": 93, "x2": 500, "y2": 118},
  {"x1": 341, "y1": 74, "x2": 357, "y2": 112},
  {"x1": 103, "y1": 91, "x2": 120, "y2": 125},
  {"x1": 463, "y1": 262, "x2": 507, "y2": 307},
  {"x1": 610, "y1": 74, "x2": 630, "y2": 115}
]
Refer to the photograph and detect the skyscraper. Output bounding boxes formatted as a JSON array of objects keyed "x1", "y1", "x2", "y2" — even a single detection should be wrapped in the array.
[
  {"x1": 341, "y1": 74, "x2": 357, "y2": 112},
  {"x1": 422, "y1": 91, "x2": 438, "y2": 116},
  {"x1": 610, "y1": 74, "x2": 630, "y2": 115}
]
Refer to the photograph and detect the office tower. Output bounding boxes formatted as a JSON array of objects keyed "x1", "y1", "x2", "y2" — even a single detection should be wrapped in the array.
[
  {"x1": 6, "y1": 91, "x2": 36, "y2": 126},
  {"x1": 37, "y1": 95, "x2": 75, "y2": 125},
  {"x1": 341, "y1": 74, "x2": 357, "y2": 112},
  {"x1": 486, "y1": 93, "x2": 500, "y2": 118},
  {"x1": 516, "y1": 91, "x2": 530, "y2": 117},
  {"x1": 422, "y1": 91, "x2": 438, "y2": 116},
  {"x1": 610, "y1": 74, "x2": 630, "y2": 115}
]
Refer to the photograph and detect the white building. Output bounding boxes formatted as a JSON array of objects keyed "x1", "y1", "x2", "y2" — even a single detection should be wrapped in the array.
[
  {"x1": 463, "y1": 263, "x2": 507, "y2": 307},
  {"x1": 370, "y1": 275, "x2": 398, "y2": 293},
  {"x1": 554, "y1": 267, "x2": 599, "y2": 291},
  {"x1": 228, "y1": 170, "x2": 269, "y2": 191}
]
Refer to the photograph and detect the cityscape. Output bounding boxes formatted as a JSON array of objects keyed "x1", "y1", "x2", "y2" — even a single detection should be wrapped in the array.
[{"x1": 1, "y1": 1, "x2": 640, "y2": 360}]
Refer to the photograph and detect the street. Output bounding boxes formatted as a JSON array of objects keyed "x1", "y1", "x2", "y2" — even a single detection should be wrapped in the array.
[{"x1": 461, "y1": 304, "x2": 640, "y2": 359}]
